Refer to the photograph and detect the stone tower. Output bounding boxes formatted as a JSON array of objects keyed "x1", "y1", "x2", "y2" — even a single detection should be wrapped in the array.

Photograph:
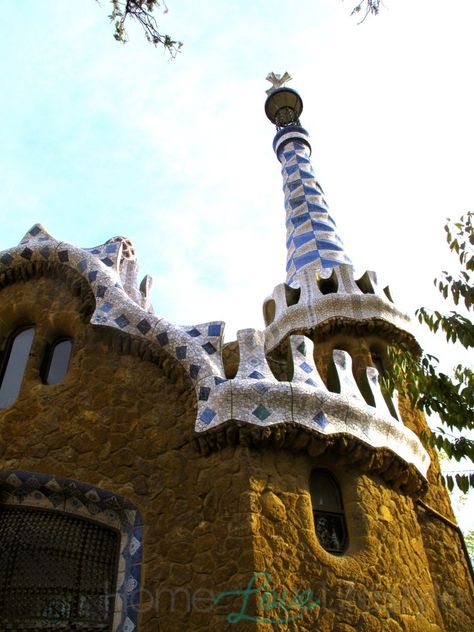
[{"x1": 0, "y1": 77, "x2": 473, "y2": 631}]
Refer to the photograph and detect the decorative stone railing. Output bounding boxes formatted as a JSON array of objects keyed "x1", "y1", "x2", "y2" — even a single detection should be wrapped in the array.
[{"x1": 263, "y1": 263, "x2": 416, "y2": 352}]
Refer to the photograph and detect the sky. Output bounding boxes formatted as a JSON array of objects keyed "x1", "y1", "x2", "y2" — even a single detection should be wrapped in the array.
[{"x1": 0, "y1": 1, "x2": 473, "y2": 527}]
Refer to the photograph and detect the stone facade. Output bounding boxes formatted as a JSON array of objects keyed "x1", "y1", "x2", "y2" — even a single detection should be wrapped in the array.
[{"x1": 0, "y1": 81, "x2": 473, "y2": 631}]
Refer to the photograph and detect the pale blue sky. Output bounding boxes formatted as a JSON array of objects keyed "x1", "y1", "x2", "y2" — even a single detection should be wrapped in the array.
[{"x1": 1, "y1": 1, "x2": 473, "y2": 524}]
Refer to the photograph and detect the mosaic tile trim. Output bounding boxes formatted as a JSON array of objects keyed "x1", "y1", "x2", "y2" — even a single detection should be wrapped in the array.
[
  {"x1": 273, "y1": 126, "x2": 352, "y2": 286},
  {"x1": 0, "y1": 470, "x2": 143, "y2": 632},
  {"x1": 195, "y1": 333, "x2": 430, "y2": 479},
  {"x1": 0, "y1": 227, "x2": 429, "y2": 480},
  {"x1": 263, "y1": 262, "x2": 416, "y2": 352},
  {"x1": 0, "y1": 225, "x2": 226, "y2": 385}
]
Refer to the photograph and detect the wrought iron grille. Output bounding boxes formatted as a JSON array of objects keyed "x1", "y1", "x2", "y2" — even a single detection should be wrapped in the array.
[
  {"x1": 0, "y1": 506, "x2": 120, "y2": 631},
  {"x1": 314, "y1": 512, "x2": 347, "y2": 554}
]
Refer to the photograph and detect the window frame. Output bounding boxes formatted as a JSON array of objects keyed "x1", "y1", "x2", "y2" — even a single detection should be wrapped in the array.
[
  {"x1": 40, "y1": 335, "x2": 73, "y2": 385},
  {"x1": 310, "y1": 469, "x2": 348, "y2": 555},
  {"x1": 0, "y1": 325, "x2": 35, "y2": 409}
]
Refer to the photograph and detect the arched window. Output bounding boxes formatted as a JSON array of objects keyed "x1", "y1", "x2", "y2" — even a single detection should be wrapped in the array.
[
  {"x1": 310, "y1": 470, "x2": 347, "y2": 554},
  {"x1": 0, "y1": 326, "x2": 35, "y2": 409},
  {"x1": 42, "y1": 337, "x2": 73, "y2": 385}
]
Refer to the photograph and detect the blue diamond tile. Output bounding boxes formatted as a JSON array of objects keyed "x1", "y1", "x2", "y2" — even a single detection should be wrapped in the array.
[
  {"x1": 106, "y1": 243, "x2": 118, "y2": 253},
  {"x1": 254, "y1": 382, "x2": 269, "y2": 393},
  {"x1": 78, "y1": 259, "x2": 88, "y2": 272},
  {"x1": 101, "y1": 302, "x2": 113, "y2": 313},
  {"x1": 313, "y1": 412, "x2": 329, "y2": 429},
  {"x1": 189, "y1": 364, "x2": 200, "y2": 379},
  {"x1": 299, "y1": 361, "x2": 313, "y2": 374},
  {"x1": 208, "y1": 323, "x2": 221, "y2": 336},
  {"x1": 156, "y1": 332, "x2": 169, "y2": 346},
  {"x1": 114, "y1": 315, "x2": 130, "y2": 328},
  {"x1": 199, "y1": 387, "x2": 211, "y2": 401},
  {"x1": 88, "y1": 270, "x2": 98, "y2": 282},
  {"x1": 214, "y1": 377, "x2": 227, "y2": 385},
  {"x1": 200, "y1": 407, "x2": 216, "y2": 424},
  {"x1": 39, "y1": 247, "x2": 50, "y2": 259},
  {"x1": 96, "y1": 285, "x2": 107, "y2": 298},
  {"x1": 252, "y1": 404, "x2": 271, "y2": 421},
  {"x1": 202, "y1": 342, "x2": 217, "y2": 355},
  {"x1": 305, "y1": 378, "x2": 318, "y2": 387},
  {"x1": 296, "y1": 341, "x2": 306, "y2": 355},
  {"x1": 186, "y1": 328, "x2": 201, "y2": 338},
  {"x1": 0, "y1": 254, "x2": 13, "y2": 265},
  {"x1": 137, "y1": 319, "x2": 151, "y2": 335},
  {"x1": 176, "y1": 346, "x2": 187, "y2": 359},
  {"x1": 58, "y1": 250, "x2": 69, "y2": 262},
  {"x1": 21, "y1": 248, "x2": 33, "y2": 260},
  {"x1": 101, "y1": 257, "x2": 113, "y2": 267},
  {"x1": 248, "y1": 370, "x2": 264, "y2": 380},
  {"x1": 29, "y1": 225, "x2": 41, "y2": 236}
]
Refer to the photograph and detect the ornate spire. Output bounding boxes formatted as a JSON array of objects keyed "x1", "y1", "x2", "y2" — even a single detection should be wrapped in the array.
[{"x1": 265, "y1": 74, "x2": 351, "y2": 286}]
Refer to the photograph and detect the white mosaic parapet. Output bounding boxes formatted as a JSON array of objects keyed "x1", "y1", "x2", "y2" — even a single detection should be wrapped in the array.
[
  {"x1": 263, "y1": 262, "x2": 415, "y2": 352},
  {"x1": 195, "y1": 332, "x2": 430, "y2": 483},
  {"x1": 0, "y1": 225, "x2": 226, "y2": 385},
  {"x1": 0, "y1": 226, "x2": 429, "y2": 489}
]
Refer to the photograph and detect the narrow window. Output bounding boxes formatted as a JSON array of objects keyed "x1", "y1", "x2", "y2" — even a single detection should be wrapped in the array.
[
  {"x1": 310, "y1": 470, "x2": 347, "y2": 554},
  {"x1": 0, "y1": 327, "x2": 35, "y2": 409},
  {"x1": 42, "y1": 338, "x2": 73, "y2": 385},
  {"x1": 0, "y1": 506, "x2": 119, "y2": 629}
]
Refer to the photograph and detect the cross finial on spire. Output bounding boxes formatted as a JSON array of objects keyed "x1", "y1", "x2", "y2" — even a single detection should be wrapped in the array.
[{"x1": 265, "y1": 71, "x2": 292, "y2": 95}]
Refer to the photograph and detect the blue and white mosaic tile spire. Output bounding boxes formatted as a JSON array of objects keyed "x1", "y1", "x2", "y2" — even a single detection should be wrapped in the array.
[{"x1": 265, "y1": 73, "x2": 351, "y2": 286}]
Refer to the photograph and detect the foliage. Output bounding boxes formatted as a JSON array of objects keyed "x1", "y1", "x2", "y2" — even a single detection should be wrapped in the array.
[
  {"x1": 104, "y1": 0, "x2": 182, "y2": 54},
  {"x1": 384, "y1": 212, "x2": 474, "y2": 492},
  {"x1": 100, "y1": 1, "x2": 383, "y2": 52},
  {"x1": 349, "y1": 0, "x2": 383, "y2": 23},
  {"x1": 465, "y1": 529, "x2": 474, "y2": 564}
]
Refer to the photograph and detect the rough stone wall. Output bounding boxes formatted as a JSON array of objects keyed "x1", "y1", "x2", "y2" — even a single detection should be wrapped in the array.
[
  {"x1": 311, "y1": 332, "x2": 474, "y2": 631},
  {"x1": 0, "y1": 276, "x2": 256, "y2": 631},
  {"x1": 245, "y1": 448, "x2": 445, "y2": 632}
]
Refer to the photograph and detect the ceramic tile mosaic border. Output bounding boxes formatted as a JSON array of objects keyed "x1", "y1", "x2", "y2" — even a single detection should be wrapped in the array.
[
  {"x1": 0, "y1": 225, "x2": 226, "y2": 385},
  {"x1": 195, "y1": 332, "x2": 430, "y2": 478},
  {"x1": 0, "y1": 470, "x2": 143, "y2": 632},
  {"x1": 0, "y1": 227, "x2": 429, "y2": 481}
]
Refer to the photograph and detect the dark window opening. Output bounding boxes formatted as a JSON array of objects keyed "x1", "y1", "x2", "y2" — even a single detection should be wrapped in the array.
[
  {"x1": 310, "y1": 470, "x2": 347, "y2": 554},
  {"x1": 0, "y1": 326, "x2": 35, "y2": 409},
  {"x1": 0, "y1": 506, "x2": 119, "y2": 630},
  {"x1": 42, "y1": 338, "x2": 73, "y2": 385}
]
